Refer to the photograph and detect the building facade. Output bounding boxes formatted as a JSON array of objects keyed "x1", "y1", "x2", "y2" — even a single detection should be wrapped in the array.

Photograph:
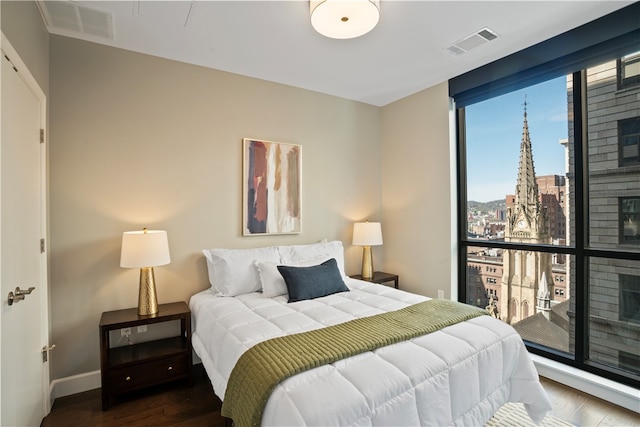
[{"x1": 567, "y1": 54, "x2": 640, "y2": 373}]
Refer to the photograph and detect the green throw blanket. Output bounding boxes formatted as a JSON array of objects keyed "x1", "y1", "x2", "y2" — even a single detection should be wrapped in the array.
[{"x1": 221, "y1": 299, "x2": 487, "y2": 426}]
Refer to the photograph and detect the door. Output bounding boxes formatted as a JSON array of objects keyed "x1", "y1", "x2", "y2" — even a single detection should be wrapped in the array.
[{"x1": 1, "y1": 37, "x2": 49, "y2": 426}]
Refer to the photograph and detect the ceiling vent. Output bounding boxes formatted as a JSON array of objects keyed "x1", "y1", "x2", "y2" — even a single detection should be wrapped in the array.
[
  {"x1": 37, "y1": 1, "x2": 114, "y2": 40},
  {"x1": 446, "y1": 27, "x2": 498, "y2": 56}
]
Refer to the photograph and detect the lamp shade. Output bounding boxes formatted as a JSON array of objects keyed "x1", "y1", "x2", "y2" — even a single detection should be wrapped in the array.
[
  {"x1": 120, "y1": 229, "x2": 171, "y2": 268},
  {"x1": 352, "y1": 222, "x2": 383, "y2": 246},
  {"x1": 310, "y1": 0, "x2": 380, "y2": 40}
]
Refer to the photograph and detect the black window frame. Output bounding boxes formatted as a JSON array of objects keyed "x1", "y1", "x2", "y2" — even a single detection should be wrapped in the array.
[{"x1": 450, "y1": 2, "x2": 640, "y2": 389}]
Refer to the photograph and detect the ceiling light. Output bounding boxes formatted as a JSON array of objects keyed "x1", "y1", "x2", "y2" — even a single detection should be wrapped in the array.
[{"x1": 310, "y1": 0, "x2": 380, "y2": 40}]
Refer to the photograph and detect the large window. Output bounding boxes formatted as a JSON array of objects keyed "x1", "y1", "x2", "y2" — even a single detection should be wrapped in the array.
[
  {"x1": 462, "y1": 77, "x2": 572, "y2": 354},
  {"x1": 451, "y1": 5, "x2": 640, "y2": 388}
]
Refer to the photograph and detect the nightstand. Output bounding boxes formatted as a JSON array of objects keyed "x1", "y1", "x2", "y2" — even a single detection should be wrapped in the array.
[
  {"x1": 350, "y1": 271, "x2": 399, "y2": 289},
  {"x1": 99, "y1": 301, "x2": 193, "y2": 410}
]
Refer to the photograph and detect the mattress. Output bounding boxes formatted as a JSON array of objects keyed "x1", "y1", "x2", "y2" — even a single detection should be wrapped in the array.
[{"x1": 190, "y1": 279, "x2": 552, "y2": 426}]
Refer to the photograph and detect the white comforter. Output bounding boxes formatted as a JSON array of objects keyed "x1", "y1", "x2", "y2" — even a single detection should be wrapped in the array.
[{"x1": 190, "y1": 279, "x2": 552, "y2": 426}]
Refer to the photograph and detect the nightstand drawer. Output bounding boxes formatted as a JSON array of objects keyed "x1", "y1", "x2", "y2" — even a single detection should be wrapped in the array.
[{"x1": 107, "y1": 354, "x2": 188, "y2": 393}]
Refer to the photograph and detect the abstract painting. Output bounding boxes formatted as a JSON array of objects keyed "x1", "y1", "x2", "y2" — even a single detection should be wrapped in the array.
[{"x1": 243, "y1": 138, "x2": 301, "y2": 235}]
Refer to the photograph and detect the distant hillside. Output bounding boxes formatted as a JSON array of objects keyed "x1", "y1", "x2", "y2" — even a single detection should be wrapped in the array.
[{"x1": 468, "y1": 199, "x2": 506, "y2": 213}]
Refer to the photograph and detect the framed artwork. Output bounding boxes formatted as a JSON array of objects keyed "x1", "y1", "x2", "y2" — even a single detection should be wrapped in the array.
[{"x1": 243, "y1": 138, "x2": 301, "y2": 235}]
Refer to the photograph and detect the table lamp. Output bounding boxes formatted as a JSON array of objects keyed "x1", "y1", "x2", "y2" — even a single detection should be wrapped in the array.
[
  {"x1": 352, "y1": 221, "x2": 383, "y2": 279},
  {"x1": 120, "y1": 228, "x2": 171, "y2": 316}
]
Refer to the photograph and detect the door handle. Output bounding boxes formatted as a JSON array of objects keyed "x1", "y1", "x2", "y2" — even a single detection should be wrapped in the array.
[{"x1": 8, "y1": 286, "x2": 35, "y2": 306}]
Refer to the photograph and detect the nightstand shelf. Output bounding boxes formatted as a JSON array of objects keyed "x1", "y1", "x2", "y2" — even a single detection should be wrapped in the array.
[
  {"x1": 350, "y1": 271, "x2": 399, "y2": 289},
  {"x1": 99, "y1": 301, "x2": 193, "y2": 410},
  {"x1": 108, "y1": 336, "x2": 186, "y2": 366}
]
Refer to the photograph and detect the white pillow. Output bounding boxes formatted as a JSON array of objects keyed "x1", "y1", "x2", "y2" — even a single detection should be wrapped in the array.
[
  {"x1": 277, "y1": 241, "x2": 346, "y2": 277},
  {"x1": 256, "y1": 257, "x2": 329, "y2": 298},
  {"x1": 202, "y1": 246, "x2": 280, "y2": 296}
]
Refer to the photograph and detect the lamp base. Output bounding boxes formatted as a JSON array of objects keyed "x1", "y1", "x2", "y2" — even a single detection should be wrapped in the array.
[
  {"x1": 138, "y1": 267, "x2": 159, "y2": 316},
  {"x1": 361, "y1": 245, "x2": 374, "y2": 279}
]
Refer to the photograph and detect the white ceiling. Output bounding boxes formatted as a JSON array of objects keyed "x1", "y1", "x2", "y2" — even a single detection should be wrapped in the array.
[{"x1": 38, "y1": 0, "x2": 634, "y2": 106}]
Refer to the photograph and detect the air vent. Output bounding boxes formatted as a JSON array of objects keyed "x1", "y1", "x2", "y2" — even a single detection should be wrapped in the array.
[
  {"x1": 446, "y1": 27, "x2": 498, "y2": 56},
  {"x1": 37, "y1": 1, "x2": 114, "y2": 40}
]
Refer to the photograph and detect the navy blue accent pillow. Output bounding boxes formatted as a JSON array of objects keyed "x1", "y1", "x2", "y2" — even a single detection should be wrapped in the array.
[{"x1": 277, "y1": 258, "x2": 349, "y2": 303}]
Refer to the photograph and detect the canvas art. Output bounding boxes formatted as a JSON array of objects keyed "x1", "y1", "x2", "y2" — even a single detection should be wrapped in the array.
[{"x1": 243, "y1": 138, "x2": 301, "y2": 235}]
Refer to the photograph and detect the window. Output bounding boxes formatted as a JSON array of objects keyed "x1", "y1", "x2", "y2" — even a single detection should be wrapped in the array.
[
  {"x1": 619, "y1": 117, "x2": 640, "y2": 167},
  {"x1": 617, "y1": 52, "x2": 640, "y2": 90},
  {"x1": 620, "y1": 351, "x2": 640, "y2": 374},
  {"x1": 451, "y1": 6, "x2": 640, "y2": 387},
  {"x1": 620, "y1": 274, "x2": 640, "y2": 324},
  {"x1": 621, "y1": 197, "x2": 640, "y2": 244}
]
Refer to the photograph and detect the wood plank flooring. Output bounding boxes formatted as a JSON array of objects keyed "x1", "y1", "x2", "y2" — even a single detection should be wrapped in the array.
[
  {"x1": 539, "y1": 377, "x2": 639, "y2": 427},
  {"x1": 42, "y1": 364, "x2": 225, "y2": 427},
  {"x1": 42, "y1": 364, "x2": 639, "y2": 426}
]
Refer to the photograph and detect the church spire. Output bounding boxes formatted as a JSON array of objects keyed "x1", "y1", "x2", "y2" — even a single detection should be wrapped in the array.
[
  {"x1": 516, "y1": 98, "x2": 540, "y2": 213},
  {"x1": 501, "y1": 97, "x2": 554, "y2": 325}
]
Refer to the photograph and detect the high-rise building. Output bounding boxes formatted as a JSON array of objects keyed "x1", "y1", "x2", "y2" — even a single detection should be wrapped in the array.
[{"x1": 566, "y1": 55, "x2": 640, "y2": 373}]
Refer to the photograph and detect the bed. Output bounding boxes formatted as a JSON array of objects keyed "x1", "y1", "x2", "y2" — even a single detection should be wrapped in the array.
[{"x1": 190, "y1": 241, "x2": 552, "y2": 426}]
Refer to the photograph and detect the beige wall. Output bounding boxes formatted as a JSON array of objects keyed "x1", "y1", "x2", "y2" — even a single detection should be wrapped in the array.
[
  {"x1": 49, "y1": 36, "x2": 383, "y2": 379},
  {"x1": 2, "y1": 0, "x2": 453, "y2": 384},
  {"x1": 380, "y1": 83, "x2": 453, "y2": 298},
  {"x1": 1, "y1": 0, "x2": 49, "y2": 95}
]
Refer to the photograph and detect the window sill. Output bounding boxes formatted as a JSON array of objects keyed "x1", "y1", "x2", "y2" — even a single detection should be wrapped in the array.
[{"x1": 531, "y1": 354, "x2": 640, "y2": 413}]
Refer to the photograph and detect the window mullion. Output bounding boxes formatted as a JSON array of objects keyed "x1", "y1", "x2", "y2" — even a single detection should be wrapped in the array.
[
  {"x1": 457, "y1": 107, "x2": 468, "y2": 303},
  {"x1": 573, "y1": 70, "x2": 587, "y2": 364}
]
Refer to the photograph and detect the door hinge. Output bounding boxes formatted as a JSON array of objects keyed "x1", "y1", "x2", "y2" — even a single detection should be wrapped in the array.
[
  {"x1": 40, "y1": 238, "x2": 45, "y2": 253},
  {"x1": 40, "y1": 129, "x2": 45, "y2": 144},
  {"x1": 42, "y1": 345, "x2": 56, "y2": 363}
]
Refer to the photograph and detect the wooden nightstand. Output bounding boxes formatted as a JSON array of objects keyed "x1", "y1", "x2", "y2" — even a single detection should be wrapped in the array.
[
  {"x1": 99, "y1": 301, "x2": 193, "y2": 410},
  {"x1": 350, "y1": 271, "x2": 399, "y2": 289}
]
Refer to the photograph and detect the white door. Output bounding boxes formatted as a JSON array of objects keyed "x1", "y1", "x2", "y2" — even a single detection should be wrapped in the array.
[{"x1": 1, "y1": 36, "x2": 49, "y2": 426}]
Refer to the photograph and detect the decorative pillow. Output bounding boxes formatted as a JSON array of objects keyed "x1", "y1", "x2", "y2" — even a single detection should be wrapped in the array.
[
  {"x1": 277, "y1": 241, "x2": 347, "y2": 278},
  {"x1": 256, "y1": 257, "x2": 329, "y2": 298},
  {"x1": 202, "y1": 246, "x2": 280, "y2": 296},
  {"x1": 277, "y1": 258, "x2": 349, "y2": 303}
]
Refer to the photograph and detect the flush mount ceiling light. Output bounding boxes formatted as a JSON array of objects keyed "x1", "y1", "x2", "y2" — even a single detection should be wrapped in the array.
[{"x1": 310, "y1": 0, "x2": 380, "y2": 39}]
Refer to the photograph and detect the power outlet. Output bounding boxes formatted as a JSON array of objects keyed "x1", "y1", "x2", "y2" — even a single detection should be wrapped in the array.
[
  {"x1": 121, "y1": 327, "x2": 131, "y2": 337},
  {"x1": 137, "y1": 325, "x2": 147, "y2": 333},
  {"x1": 437, "y1": 289, "x2": 445, "y2": 299}
]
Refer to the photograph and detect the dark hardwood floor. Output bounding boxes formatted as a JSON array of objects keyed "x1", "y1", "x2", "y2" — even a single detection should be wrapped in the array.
[
  {"x1": 42, "y1": 364, "x2": 639, "y2": 427},
  {"x1": 42, "y1": 364, "x2": 225, "y2": 427}
]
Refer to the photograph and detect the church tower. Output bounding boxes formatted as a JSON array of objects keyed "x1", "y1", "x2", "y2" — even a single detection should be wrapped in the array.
[{"x1": 501, "y1": 102, "x2": 554, "y2": 324}]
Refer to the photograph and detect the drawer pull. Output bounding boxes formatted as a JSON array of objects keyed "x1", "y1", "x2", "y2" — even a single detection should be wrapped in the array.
[
  {"x1": 167, "y1": 366, "x2": 173, "y2": 371},
  {"x1": 125, "y1": 376, "x2": 131, "y2": 381}
]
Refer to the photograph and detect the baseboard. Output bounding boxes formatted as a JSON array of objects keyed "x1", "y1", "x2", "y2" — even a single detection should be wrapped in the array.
[
  {"x1": 49, "y1": 357, "x2": 639, "y2": 415},
  {"x1": 50, "y1": 370, "x2": 101, "y2": 401},
  {"x1": 532, "y1": 354, "x2": 640, "y2": 414}
]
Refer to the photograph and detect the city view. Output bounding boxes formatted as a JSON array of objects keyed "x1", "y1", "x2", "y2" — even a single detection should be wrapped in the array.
[{"x1": 462, "y1": 55, "x2": 640, "y2": 376}]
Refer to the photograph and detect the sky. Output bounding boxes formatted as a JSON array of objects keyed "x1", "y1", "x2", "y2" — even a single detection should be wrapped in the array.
[{"x1": 465, "y1": 76, "x2": 569, "y2": 202}]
